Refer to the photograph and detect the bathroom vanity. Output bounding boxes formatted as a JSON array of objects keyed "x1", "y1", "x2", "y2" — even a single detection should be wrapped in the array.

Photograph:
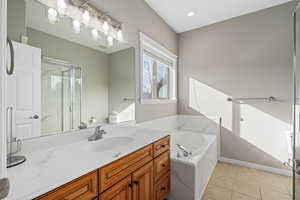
[
  {"x1": 7, "y1": 126, "x2": 170, "y2": 200},
  {"x1": 35, "y1": 136, "x2": 170, "y2": 200}
]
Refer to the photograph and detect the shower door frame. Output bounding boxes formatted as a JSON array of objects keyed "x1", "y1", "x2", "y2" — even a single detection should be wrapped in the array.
[
  {"x1": 42, "y1": 57, "x2": 83, "y2": 133},
  {"x1": 293, "y1": 3, "x2": 300, "y2": 200}
]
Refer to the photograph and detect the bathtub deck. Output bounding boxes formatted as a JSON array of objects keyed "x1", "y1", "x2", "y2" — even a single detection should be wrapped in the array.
[{"x1": 202, "y1": 161, "x2": 292, "y2": 200}]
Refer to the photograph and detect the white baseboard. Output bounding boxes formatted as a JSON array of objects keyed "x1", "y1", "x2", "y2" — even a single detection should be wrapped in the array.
[{"x1": 219, "y1": 157, "x2": 292, "y2": 177}]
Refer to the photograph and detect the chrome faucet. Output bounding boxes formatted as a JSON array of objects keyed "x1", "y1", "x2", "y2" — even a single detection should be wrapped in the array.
[
  {"x1": 88, "y1": 126, "x2": 106, "y2": 141},
  {"x1": 176, "y1": 144, "x2": 192, "y2": 157}
]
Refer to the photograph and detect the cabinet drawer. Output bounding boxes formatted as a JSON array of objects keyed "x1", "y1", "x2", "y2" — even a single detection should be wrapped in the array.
[
  {"x1": 154, "y1": 172, "x2": 170, "y2": 200},
  {"x1": 154, "y1": 150, "x2": 170, "y2": 182},
  {"x1": 153, "y1": 136, "x2": 170, "y2": 158},
  {"x1": 36, "y1": 170, "x2": 98, "y2": 200},
  {"x1": 99, "y1": 145, "x2": 153, "y2": 192}
]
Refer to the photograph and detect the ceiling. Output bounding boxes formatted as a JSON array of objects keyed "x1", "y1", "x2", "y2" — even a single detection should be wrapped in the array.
[
  {"x1": 26, "y1": 0, "x2": 131, "y2": 54},
  {"x1": 145, "y1": 0, "x2": 292, "y2": 33}
]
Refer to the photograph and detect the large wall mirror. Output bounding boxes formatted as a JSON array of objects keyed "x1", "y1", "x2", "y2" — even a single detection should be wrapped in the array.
[{"x1": 7, "y1": 0, "x2": 136, "y2": 139}]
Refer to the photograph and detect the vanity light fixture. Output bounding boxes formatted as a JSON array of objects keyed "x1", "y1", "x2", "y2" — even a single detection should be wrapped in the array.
[
  {"x1": 46, "y1": 0, "x2": 124, "y2": 46},
  {"x1": 91, "y1": 28, "x2": 99, "y2": 40},
  {"x1": 48, "y1": 8, "x2": 58, "y2": 24},
  {"x1": 57, "y1": 0, "x2": 67, "y2": 14},
  {"x1": 116, "y1": 26, "x2": 123, "y2": 41},
  {"x1": 102, "y1": 20, "x2": 110, "y2": 35},
  {"x1": 82, "y1": 10, "x2": 90, "y2": 26},
  {"x1": 187, "y1": 11, "x2": 196, "y2": 17},
  {"x1": 107, "y1": 35, "x2": 114, "y2": 46},
  {"x1": 72, "y1": 20, "x2": 81, "y2": 33}
]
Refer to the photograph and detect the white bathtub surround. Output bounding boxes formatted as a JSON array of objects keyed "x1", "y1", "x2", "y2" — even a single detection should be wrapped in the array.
[
  {"x1": 138, "y1": 115, "x2": 220, "y2": 200},
  {"x1": 138, "y1": 115, "x2": 221, "y2": 156},
  {"x1": 7, "y1": 125, "x2": 169, "y2": 200},
  {"x1": 170, "y1": 133, "x2": 217, "y2": 200}
]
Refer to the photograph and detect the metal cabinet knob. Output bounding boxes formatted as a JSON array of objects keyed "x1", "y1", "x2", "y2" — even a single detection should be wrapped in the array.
[{"x1": 29, "y1": 114, "x2": 39, "y2": 119}]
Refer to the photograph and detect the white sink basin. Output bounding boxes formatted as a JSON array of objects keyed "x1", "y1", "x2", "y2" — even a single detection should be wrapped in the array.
[{"x1": 85, "y1": 137, "x2": 134, "y2": 152}]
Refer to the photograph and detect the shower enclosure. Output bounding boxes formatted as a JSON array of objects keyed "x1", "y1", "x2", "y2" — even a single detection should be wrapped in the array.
[{"x1": 41, "y1": 57, "x2": 82, "y2": 135}]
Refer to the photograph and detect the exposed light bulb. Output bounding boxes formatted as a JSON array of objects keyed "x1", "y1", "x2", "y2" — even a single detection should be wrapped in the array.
[
  {"x1": 82, "y1": 10, "x2": 90, "y2": 26},
  {"x1": 187, "y1": 11, "x2": 196, "y2": 17},
  {"x1": 107, "y1": 36, "x2": 114, "y2": 46},
  {"x1": 48, "y1": 8, "x2": 58, "y2": 24},
  {"x1": 91, "y1": 29, "x2": 98, "y2": 40},
  {"x1": 57, "y1": 0, "x2": 66, "y2": 14},
  {"x1": 72, "y1": 20, "x2": 81, "y2": 34},
  {"x1": 102, "y1": 20, "x2": 110, "y2": 35},
  {"x1": 117, "y1": 29, "x2": 123, "y2": 41}
]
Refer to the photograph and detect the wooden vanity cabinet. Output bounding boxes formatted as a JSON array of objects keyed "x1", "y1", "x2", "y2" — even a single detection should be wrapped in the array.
[{"x1": 35, "y1": 136, "x2": 170, "y2": 200}]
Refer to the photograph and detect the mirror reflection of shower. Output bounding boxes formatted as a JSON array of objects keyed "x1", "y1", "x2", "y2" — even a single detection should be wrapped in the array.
[{"x1": 41, "y1": 56, "x2": 82, "y2": 135}]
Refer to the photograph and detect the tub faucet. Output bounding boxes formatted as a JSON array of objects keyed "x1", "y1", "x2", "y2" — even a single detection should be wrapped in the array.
[
  {"x1": 176, "y1": 144, "x2": 192, "y2": 157},
  {"x1": 88, "y1": 126, "x2": 106, "y2": 141}
]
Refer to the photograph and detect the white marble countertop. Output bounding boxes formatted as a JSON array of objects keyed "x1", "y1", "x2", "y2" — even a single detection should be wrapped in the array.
[{"x1": 7, "y1": 125, "x2": 170, "y2": 200}]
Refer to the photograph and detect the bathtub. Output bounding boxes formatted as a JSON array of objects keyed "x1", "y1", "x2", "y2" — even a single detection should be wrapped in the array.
[{"x1": 138, "y1": 115, "x2": 220, "y2": 200}]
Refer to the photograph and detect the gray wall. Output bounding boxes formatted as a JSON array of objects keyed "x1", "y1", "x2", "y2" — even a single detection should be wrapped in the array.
[
  {"x1": 7, "y1": 0, "x2": 26, "y2": 41},
  {"x1": 108, "y1": 48, "x2": 136, "y2": 122},
  {"x1": 178, "y1": 2, "x2": 297, "y2": 169},
  {"x1": 91, "y1": 0, "x2": 178, "y2": 122},
  {"x1": 27, "y1": 28, "x2": 109, "y2": 124}
]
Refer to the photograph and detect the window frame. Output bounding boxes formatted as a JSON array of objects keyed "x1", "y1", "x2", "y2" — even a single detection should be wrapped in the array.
[{"x1": 139, "y1": 32, "x2": 177, "y2": 104}]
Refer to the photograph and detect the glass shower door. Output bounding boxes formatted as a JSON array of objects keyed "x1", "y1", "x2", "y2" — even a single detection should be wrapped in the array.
[
  {"x1": 62, "y1": 69, "x2": 71, "y2": 131},
  {"x1": 41, "y1": 62, "x2": 65, "y2": 135},
  {"x1": 62, "y1": 67, "x2": 82, "y2": 131}
]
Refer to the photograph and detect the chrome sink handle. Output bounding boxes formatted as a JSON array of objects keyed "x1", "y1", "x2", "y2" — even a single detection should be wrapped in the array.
[
  {"x1": 95, "y1": 125, "x2": 102, "y2": 133},
  {"x1": 88, "y1": 125, "x2": 107, "y2": 141},
  {"x1": 95, "y1": 126, "x2": 107, "y2": 135}
]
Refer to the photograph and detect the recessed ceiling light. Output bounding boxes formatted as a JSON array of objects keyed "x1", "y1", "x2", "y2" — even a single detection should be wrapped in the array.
[{"x1": 187, "y1": 11, "x2": 196, "y2": 17}]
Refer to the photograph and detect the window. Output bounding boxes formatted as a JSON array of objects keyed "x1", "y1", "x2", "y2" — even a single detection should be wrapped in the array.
[
  {"x1": 140, "y1": 33, "x2": 177, "y2": 104},
  {"x1": 142, "y1": 53, "x2": 171, "y2": 99}
]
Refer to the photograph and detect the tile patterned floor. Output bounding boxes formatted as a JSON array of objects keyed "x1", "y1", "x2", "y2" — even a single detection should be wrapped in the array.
[{"x1": 202, "y1": 162, "x2": 292, "y2": 200}]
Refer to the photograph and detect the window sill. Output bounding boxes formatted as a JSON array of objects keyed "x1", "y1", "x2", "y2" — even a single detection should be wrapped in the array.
[{"x1": 140, "y1": 99, "x2": 177, "y2": 104}]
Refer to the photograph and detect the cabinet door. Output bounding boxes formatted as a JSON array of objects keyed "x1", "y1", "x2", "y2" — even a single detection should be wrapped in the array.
[
  {"x1": 100, "y1": 175, "x2": 132, "y2": 200},
  {"x1": 36, "y1": 171, "x2": 98, "y2": 200},
  {"x1": 132, "y1": 161, "x2": 154, "y2": 200}
]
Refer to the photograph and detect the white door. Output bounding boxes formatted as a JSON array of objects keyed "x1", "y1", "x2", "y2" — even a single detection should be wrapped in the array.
[{"x1": 6, "y1": 41, "x2": 41, "y2": 139}]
